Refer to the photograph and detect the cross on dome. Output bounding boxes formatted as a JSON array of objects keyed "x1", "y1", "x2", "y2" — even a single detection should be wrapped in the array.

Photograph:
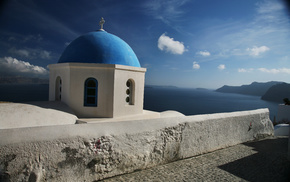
[{"x1": 99, "y1": 17, "x2": 105, "y2": 30}]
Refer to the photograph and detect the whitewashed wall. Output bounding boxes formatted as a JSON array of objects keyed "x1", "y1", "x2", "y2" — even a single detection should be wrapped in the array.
[{"x1": 0, "y1": 109, "x2": 273, "y2": 181}]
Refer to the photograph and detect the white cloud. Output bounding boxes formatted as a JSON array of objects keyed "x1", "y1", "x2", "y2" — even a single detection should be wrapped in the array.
[
  {"x1": 279, "y1": 68, "x2": 290, "y2": 74},
  {"x1": 238, "y1": 68, "x2": 254, "y2": 73},
  {"x1": 258, "y1": 68, "x2": 279, "y2": 74},
  {"x1": 143, "y1": 0, "x2": 189, "y2": 25},
  {"x1": 238, "y1": 68, "x2": 247, "y2": 73},
  {"x1": 40, "y1": 50, "x2": 51, "y2": 59},
  {"x1": 218, "y1": 64, "x2": 225, "y2": 70},
  {"x1": 197, "y1": 51, "x2": 210, "y2": 56},
  {"x1": 7, "y1": 34, "x2": 43, "y2": 43},
  {"x1": 14, "y1": 49, "x2": 30, "y2": 57},
  {"x1": 193, "y1": 61, "x2": 200, "y2": 69},
  {"x1": 246, "y1": 46, "x2": 270, "y2": 56},
  {"x1": 231, "y1": 49, "x2": 245, "y2": 56},
  {"x1": 158, "y1": 33, "x2": 187, "y2": 55},
  {"x1": 255, "y1": 1, "x2": 286, "y2": 24},
  {"x1": 238, "y1": 67, "x2": 290, "y2": 74},
  {"x1": 0, "y1": 57, "x2": 48, "y2": 76},
  {"x1": 198, "y1": 0, "x2": 287, "y2": 59},
  {"x1": 9, "y1": 48, "x2": 51, "y2": 59},
  {"x1": 8, "y1": 48, "x2": 30, "y2": 57},
  {"x1": 23, "y1": 34, "x2": 43, "y2": 42},
  {"x1": 256, "y1": 1, "x2": 284, "y2": 14},
  {"x1": 258, "y1": 68, "x2": 290, "y2": 74}
]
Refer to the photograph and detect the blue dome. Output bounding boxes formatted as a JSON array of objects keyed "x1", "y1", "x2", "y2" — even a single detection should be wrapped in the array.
[{"x1": 58, "y1": 30, "x2": 140, "y2": 67}]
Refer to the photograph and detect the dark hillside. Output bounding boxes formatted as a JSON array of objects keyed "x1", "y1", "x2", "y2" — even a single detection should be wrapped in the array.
[
  {"x1": 216, "y1": 81, "x2": 282, "y2": 96},
  {"x1": 261, "y1": 83, "x2": 290, "y2": 102}
]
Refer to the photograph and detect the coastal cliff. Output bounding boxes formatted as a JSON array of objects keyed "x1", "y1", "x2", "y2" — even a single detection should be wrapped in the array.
[
  {"x1": 261, "y1": 83, "x2": 290, "y2": 102},
  {"x1": 216, "y1": 81, "x2": 282, "y2": 96}
]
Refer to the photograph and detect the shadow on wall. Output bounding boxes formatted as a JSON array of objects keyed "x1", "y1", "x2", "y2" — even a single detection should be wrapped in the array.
[{"x1": 218, "y1": 138, "x2": 290, "y2": 181}]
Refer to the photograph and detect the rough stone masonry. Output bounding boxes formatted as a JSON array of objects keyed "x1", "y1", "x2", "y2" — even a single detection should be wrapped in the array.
[{"x1": 0, "y1": 109, "x2": 273, "y2": 181}]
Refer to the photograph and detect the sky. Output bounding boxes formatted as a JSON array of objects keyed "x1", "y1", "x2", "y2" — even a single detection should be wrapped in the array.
[{"x1": 0, "y1": 0, "x2": 290, "y2": 89}]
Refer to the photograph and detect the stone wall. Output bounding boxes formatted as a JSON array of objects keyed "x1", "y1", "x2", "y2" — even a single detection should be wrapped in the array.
[{"x1": 0, "y1": 109, "x2": 273, "y2": 181}]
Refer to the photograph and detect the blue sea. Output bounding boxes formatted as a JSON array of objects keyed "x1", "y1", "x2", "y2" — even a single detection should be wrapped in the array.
[{"x1": 0, "y1": 84, "x2": 279, "y2": 121}]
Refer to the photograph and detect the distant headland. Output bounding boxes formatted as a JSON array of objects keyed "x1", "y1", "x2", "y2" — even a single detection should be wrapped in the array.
[{"x1": 216, "y1": 81, "x2": 290, "y2": 103}]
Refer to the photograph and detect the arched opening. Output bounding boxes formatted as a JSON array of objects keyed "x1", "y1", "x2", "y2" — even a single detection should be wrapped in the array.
[
  {"x1": 125, "y1": 79, "x2": 135, "y2": 105},
  {"x1": 84, "y1": 78, "x2": 98, "y2": 107},
  {"x1": 55, "y1": 76, "x2": 62, "y2": 101}
]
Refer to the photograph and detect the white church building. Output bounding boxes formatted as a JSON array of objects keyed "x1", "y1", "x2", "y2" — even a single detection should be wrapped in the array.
[{"x1": 48, "y1": 19, "x2": 147, "y2": 118}]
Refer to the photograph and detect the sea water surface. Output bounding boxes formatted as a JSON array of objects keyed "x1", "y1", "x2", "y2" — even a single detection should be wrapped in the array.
[
  {"x1": 0, "y1": 84, "x2": 279, "y2": 121},
  {"x1": 144, "y1": 87, "x2": 279, "y2": 121}
]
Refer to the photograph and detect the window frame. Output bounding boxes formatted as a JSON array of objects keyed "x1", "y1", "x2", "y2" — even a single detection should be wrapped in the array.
[
  {"x1": 125, "y1": 79, "x2": 135, "y2": 105},
  {"x1": 84, "y1": 78, "x2": 98, "y2": 107},
  {"x1": 55, "y1": 76, "x2": 62, "y2": 101}
]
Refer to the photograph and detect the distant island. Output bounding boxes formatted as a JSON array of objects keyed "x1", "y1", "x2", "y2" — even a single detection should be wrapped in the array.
[
  {"x1": 195, "y1": 88, "x2": 211, "y2": 91},
  {"x1": 216, "y1": 81, "x2": 282, "y2": 96},
  {"x1": 216, "y1": 81, "x2": 290, "y2": 103},
  {"x1": 145, "y1": 85, "x2": 178, "y2": 89}
]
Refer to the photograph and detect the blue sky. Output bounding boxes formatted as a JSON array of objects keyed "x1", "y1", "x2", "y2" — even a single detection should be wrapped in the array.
[{"x1": 0, "y1": 0, "x2": 290, "y2": 89}]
